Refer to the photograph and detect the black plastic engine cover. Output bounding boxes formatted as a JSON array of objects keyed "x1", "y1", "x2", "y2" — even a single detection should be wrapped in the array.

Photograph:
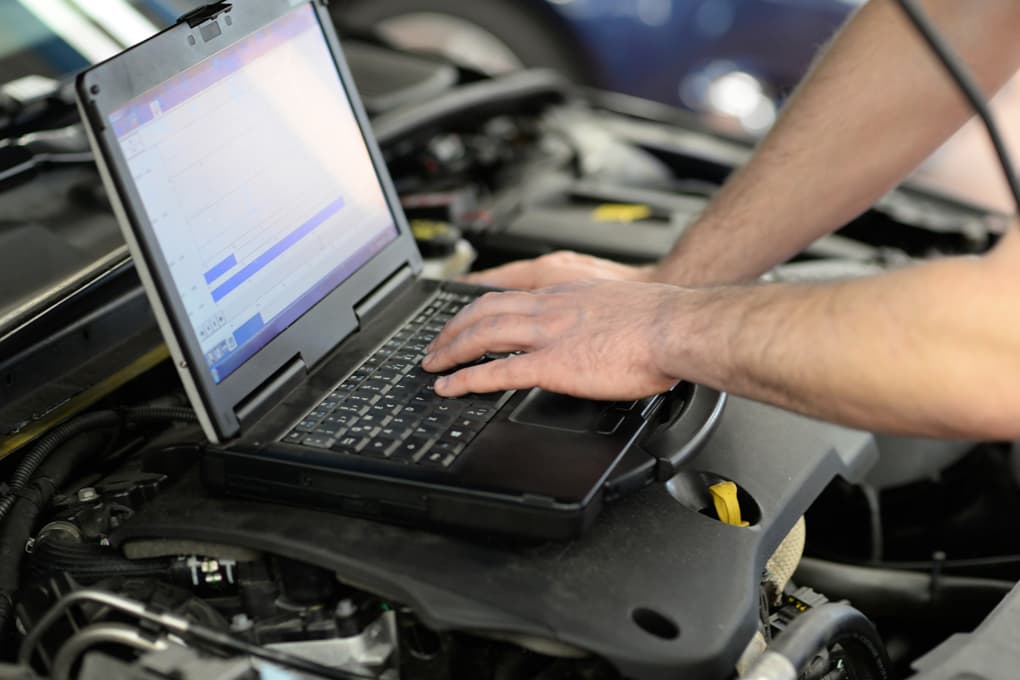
[{"x1": 113, "y1": 397, "x2": 877, "y2": 680}]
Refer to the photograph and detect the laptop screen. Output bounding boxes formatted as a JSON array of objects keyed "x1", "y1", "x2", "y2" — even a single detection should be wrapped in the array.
[{"x1": 108, "y1": 5, "x2": 398, "y2": 383}]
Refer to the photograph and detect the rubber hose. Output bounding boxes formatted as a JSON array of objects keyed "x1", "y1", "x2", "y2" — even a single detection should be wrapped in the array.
[
  {"x1": 795, "y1": 557, "x2": 1013, "y2": 623},
  {"x1": 0, "y1": 407, "x2": 196, "y2": 522},
  {"x1": 27, "y1": 533, "x2": 173, "y2": 584},
  {"x1": 0, "y1": 432, "x2": 108, "y2": 640},
  {"x1": 0, "y1": 412, "x2": 120, "y2": 521},
  {"x1": 766, "y1": 603, "x2": 893, "y2": 680}
]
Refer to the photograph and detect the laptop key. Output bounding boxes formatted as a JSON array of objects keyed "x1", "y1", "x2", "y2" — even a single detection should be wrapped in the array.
[
  {"x1": 283, "y1": 430, "x2": 305, "y2": 444},
  {"x1": 358, "y1": 413, "x2": 389, "y2": 428},
  {"x1": 412, "y1": 424, "x2": 443, "y2": 439},
  {"x1": 463, "y1": 406, "x2": 494, "y2": 421},
  {"x1": 409, "y1": 393, "x2": 434, "y2": 408},
  {"x1": 398, "y1": 403, "x2": 431, "y2": 418},
  {"x1": 373, "y1": 368, "x2": 402, "y2": 383},
  {"x1": 348, "y1": 423, "x2": 380, "y2": 438},
  {"x1": 376, "y1": 400, "x2": 404, "y2": 416},
  {"x1": 314, "y1": 421, "x2": 346, "y2": 437},
  {"x1": 433, "y1": 401, "x2": 465, "y2": 418},
  {"x1": 423, "y1": 413, "x2": 455, "y2": 429},
  {"x1": 387, "y1": 413, "x2": 420, "y2": 430},
  {"x1": 347, "y1": 392, "x2": 379, "y2": 407},
  {"x1": 443, "y1": 428, "x2": 476, "y2": 445},
  {"x1": 359, "y1": 380, "x2": 392, "y2": 396},
  {"x1": 451, "y1": 417, "x2": 483, "y2": 432},
  {"x1": 419, "y1": 450, "x2": 447, "y2": 467},
  {"x1": 348, "y1": 369, "x2": 372, "y2": 383},
  {"x1": 332, "y1": 435, "x2": 368, "y2": 453},
  {"x1": 294, "y1": 418, "x2": 319, "y2": 433},
  {"x1": 363, "y1": 437, "x2": 397, "y2": 458},
  {"x1": 361, "y1": 357, "x2": 383, "y2": 371},
  {"x1": 431, "y1": 440, "x2": 465, "y2": 457},
  {"x1": 301, "y1": 434, "x2": 335, "y2": 449},
  {"x1": 335, "y1": 400, "x2": 366, "y2": 414},
  {"x1": 330, "y1": 387, "x2": 353, "y2": 401},
  {"x1": 327, "y1": 408, "x2": 357, "y2": 422},
  {"x1": 391, "y1": 437, "x2": 431, "y2": 462},
  {"x1": 379, "y1": 425, "x2": 410, "y2": 439}
]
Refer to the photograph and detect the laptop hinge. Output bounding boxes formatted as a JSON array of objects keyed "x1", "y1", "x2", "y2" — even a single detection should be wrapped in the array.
[
  {"x1": 354, "y1": 265, "x2": 415, "y2": 322},
  {"x1": 234, "y1": 355, "x2": 307, "y2": 430}
]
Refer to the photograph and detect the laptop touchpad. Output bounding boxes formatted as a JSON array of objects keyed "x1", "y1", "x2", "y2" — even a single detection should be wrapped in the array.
[{"x1": 508, "y1": 389, "x2": 608, "y2": 433}]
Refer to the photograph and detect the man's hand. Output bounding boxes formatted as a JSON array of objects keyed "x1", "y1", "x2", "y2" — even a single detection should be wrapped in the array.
[
  {"x1": 462, "y1": 251, "x2": 656, "y2": 290},
  {"x1": 422, "y1": 280, "x2": 680, "y2": 399}
]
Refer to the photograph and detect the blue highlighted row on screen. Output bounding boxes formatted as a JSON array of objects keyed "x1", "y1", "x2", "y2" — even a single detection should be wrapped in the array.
[
  {"x1": 203, "y1": 254, "x2": 237, "y2": 284},
  {"x1": 232, "y1": 312, "x2": 265, "y2": 348},
  {"x1": 209, "y1": 196, "x2": 346, "y2": 303}
]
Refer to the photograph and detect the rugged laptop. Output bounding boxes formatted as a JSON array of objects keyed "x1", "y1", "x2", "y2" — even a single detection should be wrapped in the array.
[{"x1": 77, "y1": 0, "x2": 724, "y2": 538}]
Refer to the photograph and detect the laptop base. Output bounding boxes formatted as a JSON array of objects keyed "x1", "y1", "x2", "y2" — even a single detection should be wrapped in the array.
[{"x1": 202, "y1": 447, "x2": 598, "y2": 540}]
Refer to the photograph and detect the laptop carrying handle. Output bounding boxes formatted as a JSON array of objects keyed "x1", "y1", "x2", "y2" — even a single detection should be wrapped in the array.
[
  {"x1": 648, "y1": 383, "x2": 727, "y2": 482},
  {"x1": 606, "y1": 383, "x2": 727, "y2": 498}
]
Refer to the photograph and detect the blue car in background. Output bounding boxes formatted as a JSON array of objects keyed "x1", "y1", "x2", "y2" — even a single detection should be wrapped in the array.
[{"x1": 334, "y1": 0, "x2": 861, "y2": 133}]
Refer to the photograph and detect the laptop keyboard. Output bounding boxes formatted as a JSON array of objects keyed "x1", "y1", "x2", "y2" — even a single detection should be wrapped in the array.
[{"x1": 281, "y1": 290, "x2": 513, "y2": 469}]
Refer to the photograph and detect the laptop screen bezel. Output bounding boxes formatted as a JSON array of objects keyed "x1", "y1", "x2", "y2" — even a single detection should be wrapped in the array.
[{"x1": 77, "y1": 0, "x2": 423, "y2": 442}]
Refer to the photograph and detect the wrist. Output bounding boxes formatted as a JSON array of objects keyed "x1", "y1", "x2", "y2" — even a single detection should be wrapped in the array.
[
  {"x1": 652, "y1": 287, "x2": 730, "y2": 388},
  {"x1": 651, "y1": 216, "x2": 748, "y2": 288}
]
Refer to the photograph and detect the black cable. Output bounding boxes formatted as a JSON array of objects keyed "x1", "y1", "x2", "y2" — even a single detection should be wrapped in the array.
[
  {"x1": 0, "y1": 432, "x2": 108, "y2": 643},
  {"x1": 26, "y1": 533, "x2": 174, "y2": 584},
  {"x1": 894, "y1": 0, "x2": 1020, "y2": 216},
  {"x1": 0, "y1": 412, "x2": 121, "y2": 522},
  {"x1": 0, "y1": 407, "x2": 197, "y2": 523},
  {"x1": 766, "y1": 603, "x2": 894, "y2": 680}
]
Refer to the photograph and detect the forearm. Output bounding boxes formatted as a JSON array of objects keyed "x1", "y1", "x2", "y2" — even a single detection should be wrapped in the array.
[
  {"x1": 657, "y1": 0, "x2": 1020, "y2": 287},
  {"x1": 663, "y1": 233, "x2": 1020, "y2": 438}
]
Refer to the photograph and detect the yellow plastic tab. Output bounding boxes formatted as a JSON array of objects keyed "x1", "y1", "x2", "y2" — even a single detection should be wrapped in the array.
[
  {"x1": 592, "y1": 203, "x2": 652, "y2": 223},
  {"x1": 709, "y1": 481, "x2": 750, "y2": 527}
]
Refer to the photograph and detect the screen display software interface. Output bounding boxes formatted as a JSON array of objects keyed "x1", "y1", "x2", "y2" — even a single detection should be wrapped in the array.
[{"x1": 110, "y1": 5, "x2": 398, "y2": 383}]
